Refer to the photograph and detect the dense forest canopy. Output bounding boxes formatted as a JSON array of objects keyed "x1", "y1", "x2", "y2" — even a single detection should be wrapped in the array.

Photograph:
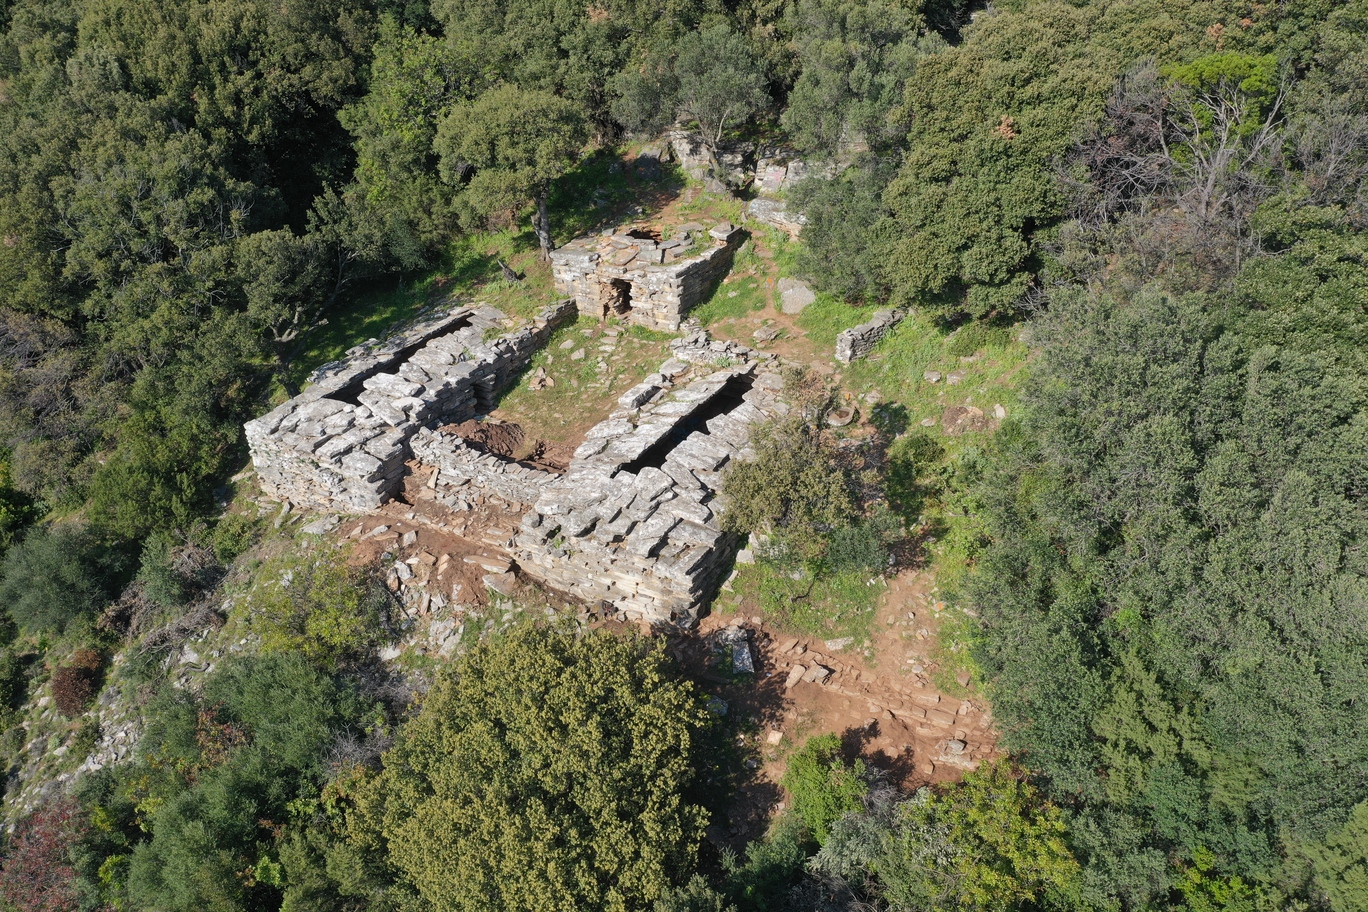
[{"x1": 0, "y1": 0, "x2": 1367, "y2": 909}]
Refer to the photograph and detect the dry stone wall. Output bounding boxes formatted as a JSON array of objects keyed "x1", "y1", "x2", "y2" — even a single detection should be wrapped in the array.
[
  {"x1": 550, "y1": 222, "x2": 744, "y2": 331},
  {"x1": 835, "y1": 309, "x2": 905, "y2": 363},
  {"x1": 245, "y1": 301, "x2": 575, "y2": 511},
  {"x1": 409, "y1": 427, "x2": 557, "y2": 510},
  {"x1": 513, "y1": 357, "x2": 787, "y2": 626}
]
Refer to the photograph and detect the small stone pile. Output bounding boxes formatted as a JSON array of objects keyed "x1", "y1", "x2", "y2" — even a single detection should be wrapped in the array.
[
  {"x1": 514, "y1": 358, "x2": 787, "y2": 626},
  {"x1": 550, "y1": 221, "x2": 745, "y2": 331},
  {"x1": 835, "y1": 309, "x2": 905, "y2": 363},
  {"x1": 669, "y1": 322, "x2": 771, "y2": 366},
  {"x1": 245, "y1": 301, "x2": 575, "y2": 512}
]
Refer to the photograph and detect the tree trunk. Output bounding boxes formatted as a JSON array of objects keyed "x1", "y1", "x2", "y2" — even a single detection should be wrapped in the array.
[{"x1": 534, "y1": 195, "x2": 553, "y2": 262}]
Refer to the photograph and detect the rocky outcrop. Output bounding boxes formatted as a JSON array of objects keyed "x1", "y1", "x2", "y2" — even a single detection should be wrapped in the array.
[
  {"x1": 835, "y1": 309, "x2": 905, "y2": 363},
  {"x1": 512, "y1": 357, "x2": 787, "y2": 626},
  {"x1": 551, "y1": 221, "x2": 744, "y2": 331},
  {"x1": 244, "y1": 301, "x2": 576, "y2": 512},
  {"x1": 746, "y1": 198, "x2": 805, "y2": 238}
]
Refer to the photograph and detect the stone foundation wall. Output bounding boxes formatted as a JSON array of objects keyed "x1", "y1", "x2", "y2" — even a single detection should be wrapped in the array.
[
  {"x1": 551, "y1": 222, "x2": 744, "y2": 331},
  {"x1": 245, "y1": 300, "x2": 576, "y2": 511},
  {"x1": 409, "y1": 427, "x2": 557, "y2": 509},
  {"x1": 835, "y1": 309, "x2": 904, "y2": 363},
  {"x1": 513, "y1": 358, "x2": 787, "y2": 626}
]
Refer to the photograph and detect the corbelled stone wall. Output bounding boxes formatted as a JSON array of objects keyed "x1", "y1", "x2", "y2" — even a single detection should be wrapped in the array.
[
  {"x1": 550, "y1": 222, "x2": 744, "y2": 331},
  {"x1": 245, "y1": 301, "x2": 576, "y2": 511},
  {"x1": 512, "y1": 358, "x2": 787, "y2": 626},
  {"x1": 835, "y1": 309, "x2": 905, "y2": 363}
]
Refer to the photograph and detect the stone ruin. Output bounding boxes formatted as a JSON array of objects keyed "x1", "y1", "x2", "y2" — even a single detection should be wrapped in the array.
[
  {"x1": 550, "y1": 221, "x2": 744, "y2": 331},
  {"x1": 512, "y1": 351, "x2": 786, "y2": 626},
  {"x1": 244, "y1": 300, "x2": 575, "y2": 512},
  {"x1": 246, "y1": 285, "x2": 787, "y2": 626}
]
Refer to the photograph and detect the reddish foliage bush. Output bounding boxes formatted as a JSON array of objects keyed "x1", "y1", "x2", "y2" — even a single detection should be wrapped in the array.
[
  {"x1": 50, "y1": 648, "x2": 102, "y2": 717},
  {"x1": 0, "y1": 798, "x2": 86, "y2": 912}
]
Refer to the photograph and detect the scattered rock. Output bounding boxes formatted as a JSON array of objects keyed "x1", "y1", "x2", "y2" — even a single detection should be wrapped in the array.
[
  {"x1": 766, "y1": 730, "x2": 784, "y2": 745},
  {"x1": 571, "y1": 348, "x2": 586, "y2": 361},
  {"x1": 707, "y1": 696, "x2": 729, "y2": 716},
  {"x1": 401, "y1": 530, "x2": 418, "y2": 547},
  {"x1": 752, "y1": 325, "x2": 781, "y2": 343},
  {"x1": 993, "y1": 404, "x2": 1007, "y2": 419},
  {"x1": 483, "y1": 571, "x2": 518, "y2": 597},
  {"x1": 802, "y1": 664, "x2": 832, "y2": 684},
  {"x1": 956, "y1": 669, "x2": 972, "y2": 687},
  {"x1": 945, "y1": 369, "x2": 968, "y2": 385},
  {"x1": 732, "y1": 638, "x2": 755, "y2": 674},
  {"x1": 824, "y1": 637, "x2": 854, "y2": 651},
  {"x1": 735, "y1": 548, "x2": 755, "y2": 565},
  {"x1": 923, "y1": 370, "x2": 942, "y2": 383}
]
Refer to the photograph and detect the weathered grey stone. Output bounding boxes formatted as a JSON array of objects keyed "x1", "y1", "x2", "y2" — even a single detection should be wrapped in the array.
[{"x1": 777, "y1": 277, "x2": 816, "y2": 314}]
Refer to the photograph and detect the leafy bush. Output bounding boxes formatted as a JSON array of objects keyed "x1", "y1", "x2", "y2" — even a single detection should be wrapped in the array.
[
  {"x1": 721, "y1": 814, "x2": 809, "y2": 912},
  {"x1": 0, "y1": 646, "x2": 28, "y2": 714},
  {"x1": 790, "y1": 161, "x2": 898, "y2": 304},
  {"x1": 51, "y1": 648, "x2": 103, "y2": 718},
  {"x1": 813, "y1": 762, "x2": 1081, "y2": 912},
  {"x1": 721, "y1": 418, "x2": 856, "y2": 564},
  {"x1": 359, "y1": 626, "x2": 712, "y2": 912},
  {"x1": 107, "y1": 653, "x2": 374, "y2": 912},
  {"x1": 781, "y1": 734, "x2": 869, "y2": 846},
  {"x1": 247, "y1": 549, "x2": 390, "y2": 668},
  {"x1": 825, "y1": 508, "x2": 901, "y2": 574},
  {"x1": 655, "y1": 875, "x2": 736, "y2": 912},
  {"x1": 0, "y1": 527, "x2": 126, "y2": 633},
  {"x1": 946, "y1": 321, "x2": 1013, "y2": 358}
]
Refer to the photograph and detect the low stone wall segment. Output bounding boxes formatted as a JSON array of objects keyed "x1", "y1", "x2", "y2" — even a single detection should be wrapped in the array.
[{"x1": 835, "y1": 309, "x2": 905, "y2": 363}]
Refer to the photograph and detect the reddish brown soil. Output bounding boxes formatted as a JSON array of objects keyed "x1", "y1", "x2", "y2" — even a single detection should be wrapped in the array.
[
  {"x1": 440, "y1": 419, "x2": 573, "y2": 472},
  {"x1": 654, "y1": 568, "x2": 998, "y2": 844}
]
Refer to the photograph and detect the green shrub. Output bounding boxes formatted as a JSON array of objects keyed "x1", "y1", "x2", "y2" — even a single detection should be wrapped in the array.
[
  {"x1": 722, "y1": 814, "x2": 809, "y2": 911},
  {"x1": 946, "y1": 321, "x2": 1013, "y2": 358},
  {"x1": 825, "y1": 508, "x2": 901, "y2": 574},
  {"x1": 0, "y1": 647, "x2": 28, "y2": 714},
  {"x1": 781, "y1": 734, "x2": 868, "y2": 846},
  {"x1": 0, "y1": 527, "x2": 125, "y2": 634},
  {"x1": 210, "y1": 512, "x2": 260, "y2": 563},
  {"x1": 247, "y1": 549, "x2": 390, "y2": 668},
  {"x1": 721, "y1": 419, "x2": 856, "y2": 564},
  {"x1": 362, "y1": 626, "x2": 711, "y2": 912}
]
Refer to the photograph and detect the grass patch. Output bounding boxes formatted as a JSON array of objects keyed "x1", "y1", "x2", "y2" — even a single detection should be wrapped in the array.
[
  {"x1": 734, "y1": 560, "x2": 880, "y2": 644},
  {"x1": 489, "y1": 316, "x2": 672, "y2": 448}
]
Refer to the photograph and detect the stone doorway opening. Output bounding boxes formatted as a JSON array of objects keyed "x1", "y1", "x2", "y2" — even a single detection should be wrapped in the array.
[{"x1": 603, "y1": 277, "x2": 633, "y2": 316}]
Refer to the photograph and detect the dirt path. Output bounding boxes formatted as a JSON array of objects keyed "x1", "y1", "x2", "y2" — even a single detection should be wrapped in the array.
[{"x1": 660, "y1": 568, "x2": 998, "y2": 844}]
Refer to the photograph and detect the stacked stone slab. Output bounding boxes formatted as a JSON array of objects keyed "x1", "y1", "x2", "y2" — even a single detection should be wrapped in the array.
[
  {"x1": 550, "y1": 222, "x2": 744, "y2": 331},
  {"x1": 245, "y1": 301, "x2": 576, "y2": 511},
  {"x1": 835, "y1": 309, "x2": 905, "y2": 363},
  {"x1": 513, "y1": 360, "x2": 787, "y2": 626},
  {"x1": 409, "y1": 427, "x2": 557, "y2": 510}
]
